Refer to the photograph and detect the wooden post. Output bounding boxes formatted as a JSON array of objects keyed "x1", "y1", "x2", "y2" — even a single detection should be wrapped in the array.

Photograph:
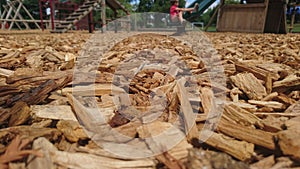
[
  {"x1": 127, "y1": 14, "x2": 131, "y2": 32},
  {"x1": 0, "y1": 6, "x2": 8, "y2": 29},
  {"x1": 8, "y1": 1, "x2": 22, "y2": 30},
  {"x1": 289, "y1": 5, "x2": 296, "y2": 32},
  {"x1": 88, "y1": 12, "x2": 93, "y2": 33},
  {"x1": 204, "y1": 4, "x2": 221, "y2": 31},
  {"x1": 19, "y1": 0, "x2": 39, "y2": 29},
  {"x1": 2, "y1": 2, "x2": 13, "y2": 29},
  {"x1": 8, "y1": 1, "x2": 30, "y2": 29},
  {"x1": 101, "y1": 0, "x2": 106, "y2": 33},
  {"x1": 114, "y1": 10, "x2": 117, "y2": 33},
  {"x1": 134, "y1": 13, "x2": 137, "y2": 31}
]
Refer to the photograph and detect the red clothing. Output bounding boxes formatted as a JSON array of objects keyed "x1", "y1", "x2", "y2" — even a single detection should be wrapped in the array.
[{"x1": 170, "y1": 5, "x2": 179, "y2": 18}]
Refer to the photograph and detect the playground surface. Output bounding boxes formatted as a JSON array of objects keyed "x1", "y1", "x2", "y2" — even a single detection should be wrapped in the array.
[{"x1": 0, "y1": 30, "x2": 299, "y2": 168}]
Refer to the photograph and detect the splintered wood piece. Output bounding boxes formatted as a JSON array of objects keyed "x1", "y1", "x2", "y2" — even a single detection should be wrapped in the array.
[
  {"x1": 6, "y1": 79, "x2": 59, "y2": 106},
  {"x1": 277, "y1": 128, "x2": 300, "y2": 162},
  {"x1": 273, "y1": 74, "x2": 300, "y2": 93},
  {"x1": 250, "y1": 155, "x2": 275, "y2": 169},
  {"x1": 27, "y1": 137, "x2": 57, "y2": 169},
  {"x1": 222, "y1": 103, "x2": 263, "y2": 128},
  {"x1": 0, "y1": 135, "x2": 42, "y2": 169},
  {"x1": 262, "y1": 92, "x2": 279, "y2": 101},
  {"x1": 269, "y1": 157, "x2": 294, "y2": 169},
  {"x1": 200, "y1": 87, "x2": 214, "y2": 114},
  {"x1": 230, "y1": 87, "x2": 243, "y2": 102},
  {"x1": 31, "y1": 105, "x2": 77, "y2": 121},
  {"x1": 248, "y1": 100, "x2": 285, "y2": 110},
  {"x1": 231, "y1": 102, "x2": 257, "y2": 112},
  {"x1": 201, "y1": 131, "x2": 254, "y2": 161},
  {"x1": 0, "y1": 108, "x2": 10, "y2": 124},
  {"x1": 137, "y1": 121, "x2": 192, "y2": 168},
  {"x1": 261, "y1": 116, "x2": 284, "y2": 132},
  {"x1": 176, "y1": 78, "x2": 199, "y2": 141},
  {"x1": 274, "y1": 94, "x2": 297, "y2": 106},
  {"x1": 56, "y1": 120, "x2": 88, "y2": 143},
  {"x1": 51, "y1": 148, "x2": 155, "y2": 169},
  {"x1": 6, "y1": 70, "x2": 72, "y2": 86},
  {"x1": 62, "y1": 83, "x2": 125, "y2": 96},
  {"x1": 66, "y1": 93, "x2": 101, "y2": 132},
  {"x1": 25, "y1": 50, "x2": 45, "y2": 69},
  {"x1": 235, "y1": 61, "x2": 280, "y2": 81},
  {"x1": 265, "y1": 73, "x2": 273, "y2": 94},
  {"x1": 217, "y1": 120, "x2": 275, "y2": 150},
  {"x1": 113, "y1": 120, "x2": 141, "y2": 139},
  {"x1": 285, "y1": 100, "x2": 300, "y2": 114},
  {"x1": 8, "y1": 101, "x2": 30, "y2": 127},
  {"x1": 0, "y1": 68, "x2": 14, "y2": 77},
  {"x1": 6, "y1": 68, "x2": 43, "y2": 84},
  {"x1": 29, "y1": 137, "x2": 155, "y2": 169},
  {"x1": 230, "y1": 73, "x2": 267, "y2": 100},
  {"x1": 0, "y1": 126, "x2": 61, "y2": 142},
  {"x1": 187, "y1": 148, "x2": 249, "y2": 169}
]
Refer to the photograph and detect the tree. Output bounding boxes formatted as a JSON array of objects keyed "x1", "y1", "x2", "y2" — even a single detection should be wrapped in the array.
[
  {"x1": 0, "y1": 0, "x2": 6, "y2": 16},
  {"x1": 136, "y1": 0, "x2": 186, "y2": 13}
]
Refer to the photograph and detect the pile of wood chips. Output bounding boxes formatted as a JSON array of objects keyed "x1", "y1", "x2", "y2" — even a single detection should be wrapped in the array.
[{"x1": 0, "y1": 30, "x2": 299, "y2": 169}]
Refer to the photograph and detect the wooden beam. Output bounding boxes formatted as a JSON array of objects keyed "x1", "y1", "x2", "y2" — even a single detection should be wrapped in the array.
[
  {"x1": 2, "y1": 2, "x2": 13, "y2": 29},
  {"x1": 19, "y1": 0, "x2": 40, "y2": 29},
  {"x1": 8, "y1": 1, "x2": 22, "y2": 30}
]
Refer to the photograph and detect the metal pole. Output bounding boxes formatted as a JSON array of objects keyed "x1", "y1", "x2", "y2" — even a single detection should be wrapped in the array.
[
  {"x1": 39, "y1": 0, "x2": 44, "y2": 31},
  {"x1": 50, "y1": 0, "x2": 54, "y2": 30}
]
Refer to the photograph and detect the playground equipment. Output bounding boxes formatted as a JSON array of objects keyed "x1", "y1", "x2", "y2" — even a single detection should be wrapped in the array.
[
  {"x1": 49, "y1": 0, "x2": 130, "y2": 33},
  {"x1": 183, "y1": 0, "x2": 218, "y2": 21},
  {"x1": 0, "y1": 0, "x2": 129, "y2": 32},
  {"x1": 216, "y1": 0, "x2": 287, "y2": 33},
  {"x1": 185, "y1": 0, "x2": 289, "y2": 33},
  {"x1": 0, "y1": 0, "x2": 41, "y2": 30}
]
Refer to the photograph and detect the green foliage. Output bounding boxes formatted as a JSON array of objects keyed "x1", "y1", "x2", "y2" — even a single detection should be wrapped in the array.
[
  {"x1": 0, "y1": 0, "x2": 6, "y2": 15},
  {"x1": 136, "y1": 0, "x2": 186, "y2": 13},
  {"x1": 224, "y1": 0, "x2": 240, "y2": 4},
  {"x1": 22, "y1": 0, "x2": 40, "y2": 19}
]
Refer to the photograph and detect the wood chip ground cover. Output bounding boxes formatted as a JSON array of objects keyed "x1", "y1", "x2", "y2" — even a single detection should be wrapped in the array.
[{"x1": 0, "y1": 30, "x2": 299, "y2": 169}]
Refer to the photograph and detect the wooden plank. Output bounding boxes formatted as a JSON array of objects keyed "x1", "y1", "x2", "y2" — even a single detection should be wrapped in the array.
[
  {"x1": 264, "y1": 0, "x2": 287, "y2": 33},
  {"x1": 217, "y1": 3, "x2": 267, "y2": 33}
]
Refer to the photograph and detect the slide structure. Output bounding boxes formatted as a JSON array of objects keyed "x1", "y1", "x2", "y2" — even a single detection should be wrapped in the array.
[{"x1": 183, "y1": 0, "x2": 217, "y2": 21}]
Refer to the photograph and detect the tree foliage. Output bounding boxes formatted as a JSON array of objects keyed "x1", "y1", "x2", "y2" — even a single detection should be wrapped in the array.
[{"x1": 136, "y1": 0, "x2": 186, "y2": 13}]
